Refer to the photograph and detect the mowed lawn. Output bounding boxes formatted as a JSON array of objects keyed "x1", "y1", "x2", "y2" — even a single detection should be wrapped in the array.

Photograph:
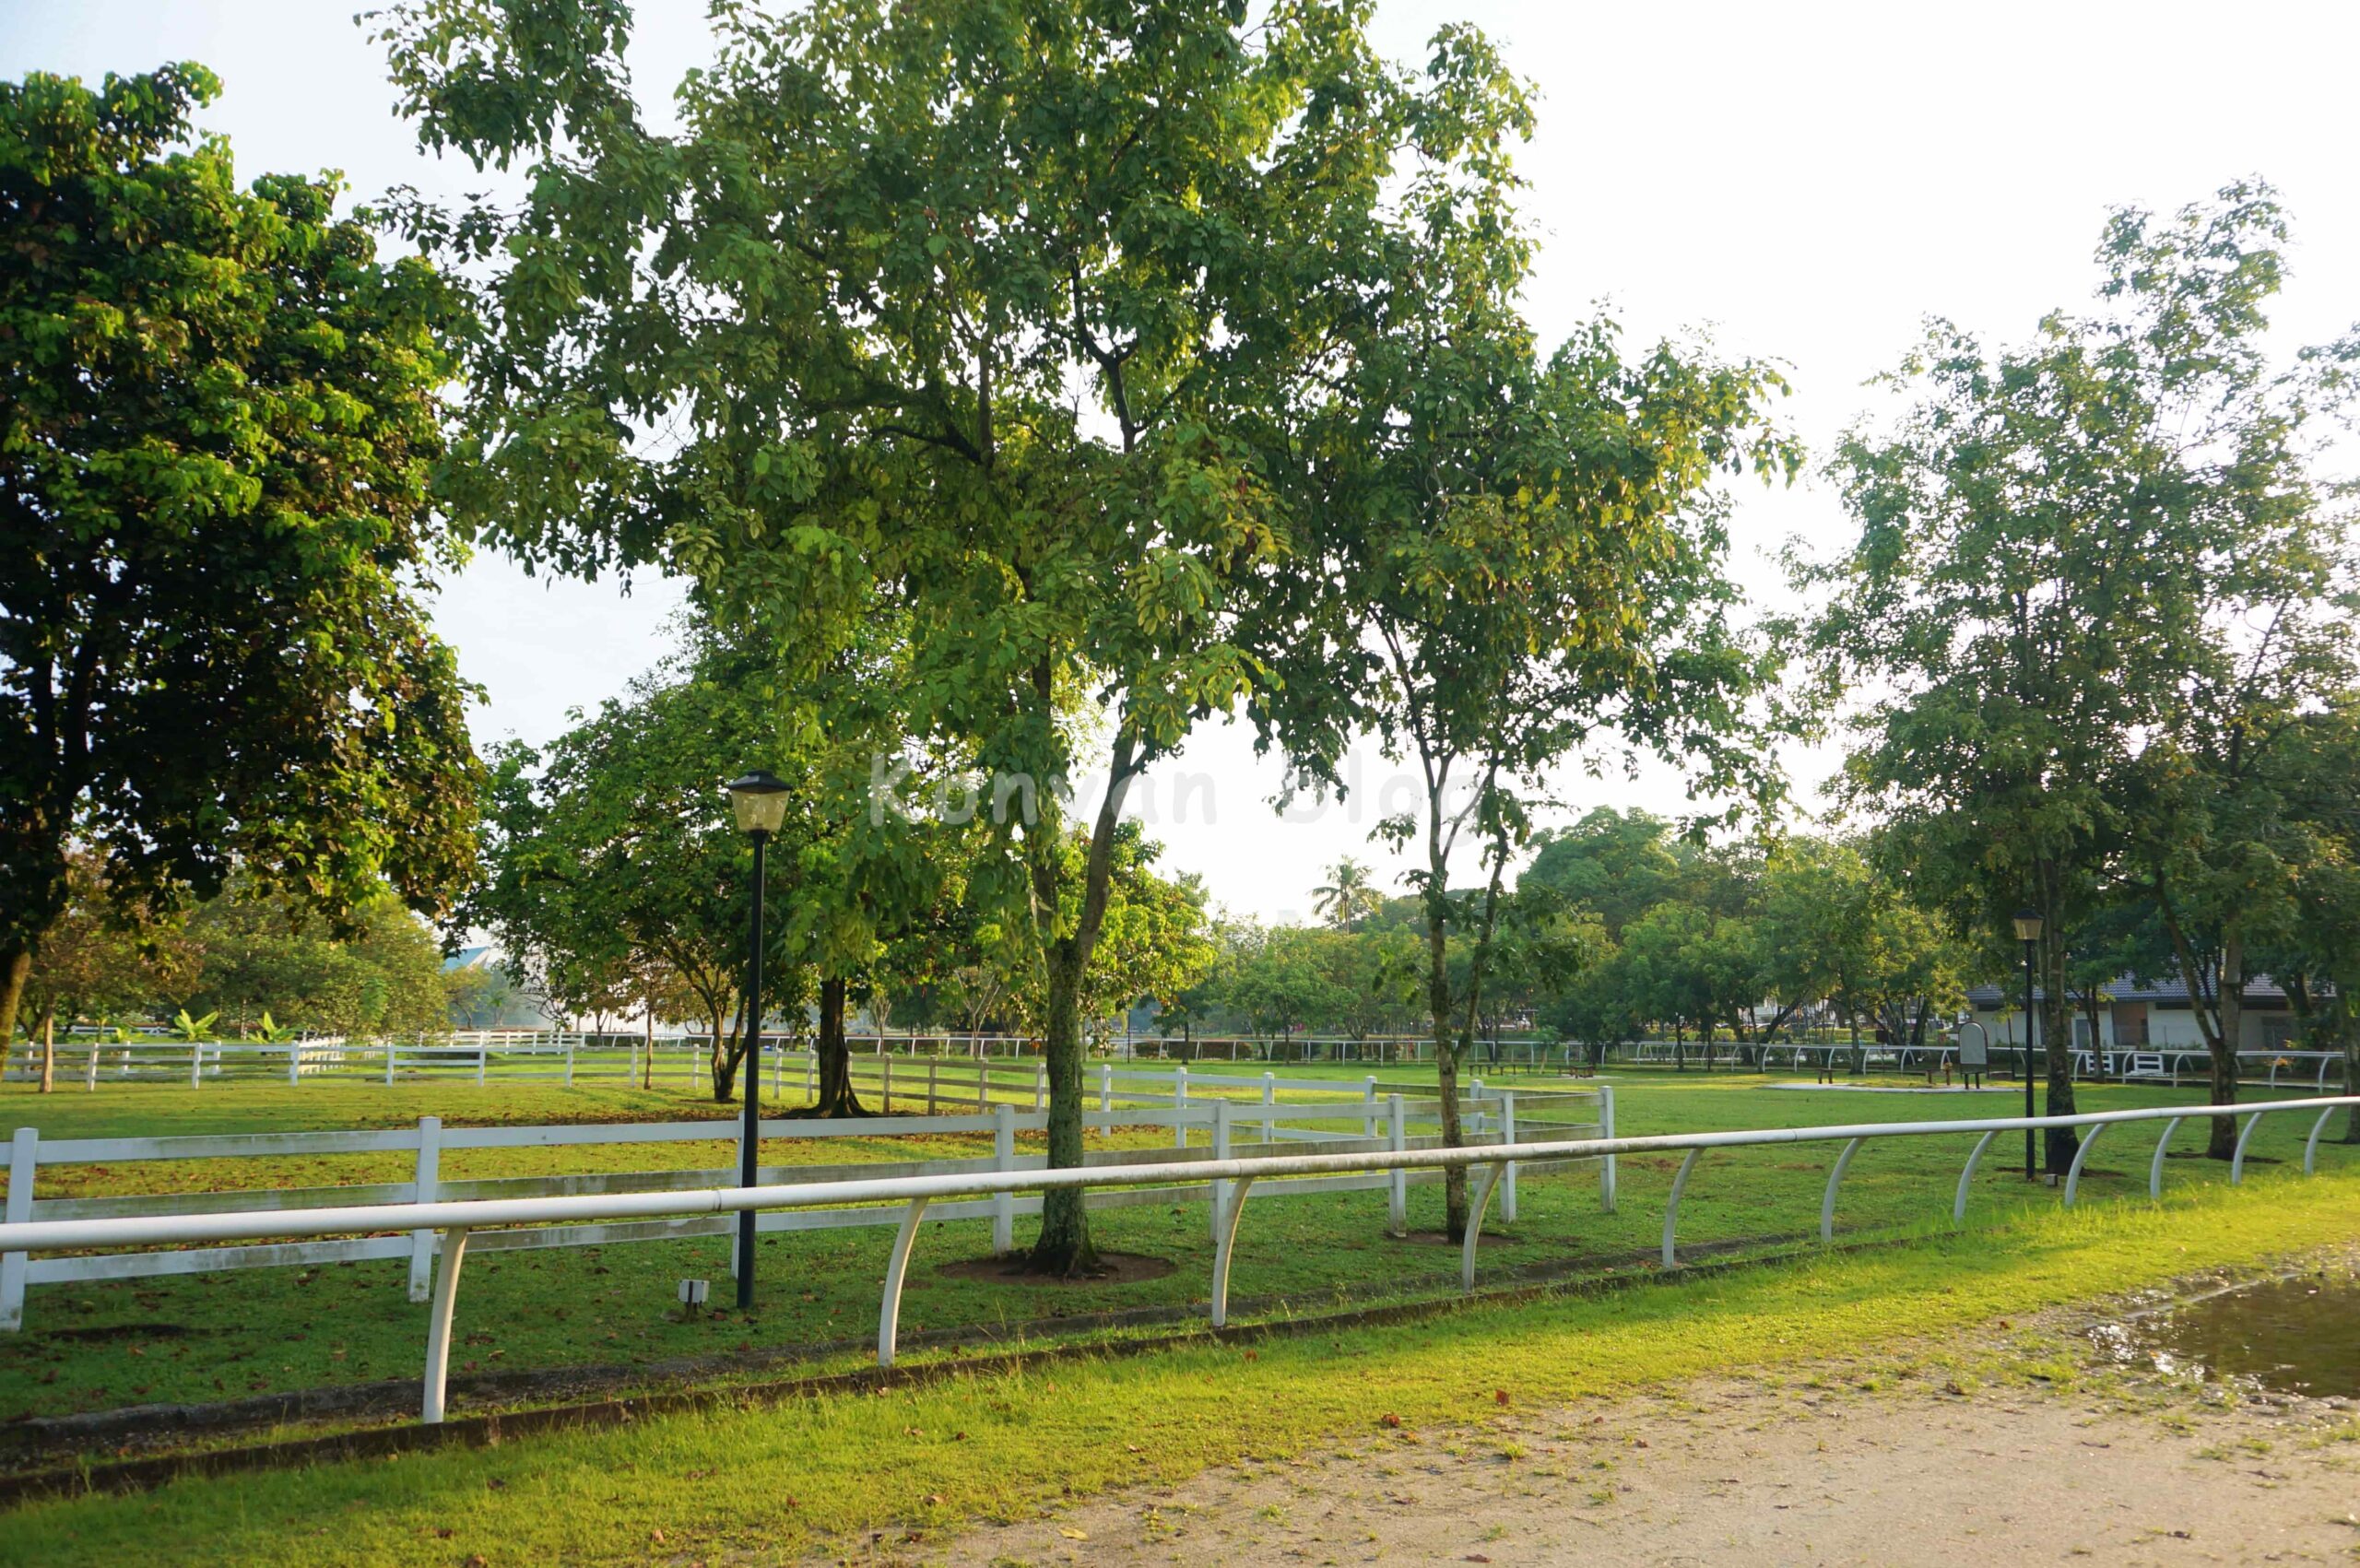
[
  {"x1": 0, "y1": 1070, "x2": 2351, "y2": 1426},
  {"x1": 3, "y1": 1154, "x2": 2356, "y2": 1565}
]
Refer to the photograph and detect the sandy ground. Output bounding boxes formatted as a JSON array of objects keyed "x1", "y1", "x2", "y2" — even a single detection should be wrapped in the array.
[{"x1": 917, "y1": 1327, "x2": 2360, "y2": 1567}]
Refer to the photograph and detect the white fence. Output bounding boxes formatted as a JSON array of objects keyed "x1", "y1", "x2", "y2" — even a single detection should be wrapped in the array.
[
  {"x1": 0, "y1": 1077, "x2": 1611, "y2": 1334},
  {"x1": 0, "y1": 1095, "x2": 2349, "y2": 1425},
  {"x1": 0, "y1": 1033, "x2": 1468, "y2": 1090},
  {"x1": 1617, "y1": 1038, "x2": 2349, "y2": 1090}
]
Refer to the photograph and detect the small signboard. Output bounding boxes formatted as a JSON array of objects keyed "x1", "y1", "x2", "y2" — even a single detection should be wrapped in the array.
[{"x1": 1956, "y1": 1022, "x2": 1989, "y2": 1068}]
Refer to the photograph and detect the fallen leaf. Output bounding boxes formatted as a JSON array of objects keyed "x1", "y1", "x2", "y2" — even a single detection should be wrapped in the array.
[
  {"x1": 1494, "y1": 1389, "x2": 1510, "y2": 1406},
  {"x1": 1380, "y1": 1412, "x2": 1402, "y2": 1429},
  {"x1": 1058, "y1": 1527, "x2": 1090, "y2": 1540}
]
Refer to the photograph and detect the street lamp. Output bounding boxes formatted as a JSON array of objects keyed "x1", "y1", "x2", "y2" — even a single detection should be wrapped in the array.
[
  {"x1": 2012, "y1": 906, "x2": 2043, "y2": 1180},
  {"x1": 726, "y1": 769, "x2": 790, "y2": 1310}
]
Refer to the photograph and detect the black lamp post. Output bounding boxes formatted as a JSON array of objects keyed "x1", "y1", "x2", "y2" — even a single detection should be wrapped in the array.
[
  {"x1": 726, "y1": 769, "x2": 790, "y2": 1310},
  {"x1": 2012, "y1": 906, "x2": 2044, "y2": 1180}
]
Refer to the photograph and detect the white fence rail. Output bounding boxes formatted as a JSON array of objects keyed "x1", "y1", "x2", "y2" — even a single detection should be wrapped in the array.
[
  {"x1": 0, "y1": 1080, "x2": 1611, "y2": 1333},
  {"x1": 0, "y1": 1096, "x2": 2349, "y2": 1425}
]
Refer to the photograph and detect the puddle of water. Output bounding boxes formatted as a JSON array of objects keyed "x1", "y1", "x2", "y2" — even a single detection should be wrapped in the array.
[{"x1": 2091, "y1": 1272, "x2": 2360, "y2": 1399}]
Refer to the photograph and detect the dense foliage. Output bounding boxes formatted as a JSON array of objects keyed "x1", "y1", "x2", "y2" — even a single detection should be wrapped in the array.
[{"x1": 0, "y1": 64, "x2": 481, "y2": 1050}]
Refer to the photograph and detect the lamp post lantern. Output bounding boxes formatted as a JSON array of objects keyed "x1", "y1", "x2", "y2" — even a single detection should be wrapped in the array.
[
  {"x1": 726, "y1": 769, "x2": 790, "y2": 1309},
  {"x1": 2012, "y1": 906, "x2": 2043, "y2": 1180}
]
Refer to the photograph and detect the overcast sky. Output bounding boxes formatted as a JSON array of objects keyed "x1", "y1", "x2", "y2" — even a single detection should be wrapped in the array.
[{"x1": 7, "y1": 1, "x2": 2355, "y2": 923}]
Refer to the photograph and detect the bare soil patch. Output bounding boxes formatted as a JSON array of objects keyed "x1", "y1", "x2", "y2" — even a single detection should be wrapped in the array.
[
  {"x1": 935, "y1": 1252, "x2": 1176, "y2": 1287},
  {"x1": 926, "y1": 1275, "x2": 2360, "y2": 1568},
  {"x1": 1386, "y1": 1229, "x2": 1511, "y2": 1249}
]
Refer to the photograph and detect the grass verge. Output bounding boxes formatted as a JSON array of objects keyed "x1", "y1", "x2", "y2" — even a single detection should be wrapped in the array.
[
  {"x1": 3, "y1": 1161, "x2": 2355, "y2": 1566},
  {"x1": 3, "y1": 1076, "x2": 2349, "y2": 1422}
]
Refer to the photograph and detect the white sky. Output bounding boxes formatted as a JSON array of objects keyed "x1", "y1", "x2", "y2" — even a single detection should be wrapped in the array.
[{"x1": 7, "y1": 1, "x2": 2356, "y2": 924}]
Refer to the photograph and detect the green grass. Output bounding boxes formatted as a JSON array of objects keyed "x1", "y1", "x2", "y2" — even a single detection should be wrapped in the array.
[
  {"x1": 0, "y1": 1072, "x2": 2351, "y2": 1424},
  {"x1": 3, "y1": 1161, "x2": 2355, "y2": 1566}
]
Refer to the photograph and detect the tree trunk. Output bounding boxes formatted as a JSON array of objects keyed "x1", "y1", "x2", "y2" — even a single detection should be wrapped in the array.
[
  {"x1": 799, "y1": 976, "x2": 869, "y2": 1117},
  {"x1": 0, "y1": 943, "x2": 29, "y2": 1079},
  {"x1": 1029, "y1": 948, "x2": 1096, "y2": 1272},
  {"x1": 2343, "y1": 1020, "x2": 2360, "y2": 1144},
  {"x1": 2205, "y1": 931, "x2": 2244, "y2": 1160},
  {"x1": 38, "y1": 1006, "x2": 55, "y2": 1093},
  {"x1": 1022, "y1": 724, "x2": 1142, "y2": 1278},
  {"x1": 709, "y1": 998, "x2": 741, "y2": 1103},
  {"x1": 2154, "y1": 878, "x2": 2235, "y2": 1158}
]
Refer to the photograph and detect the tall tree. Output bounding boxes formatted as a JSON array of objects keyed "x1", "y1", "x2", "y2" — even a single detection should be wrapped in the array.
[
  {"x1": 376, "y1": 0, "x2": 1508, "y2": 1272},
  {"x1": 1798, "y1": 182, "x2": 2358, "y2": 1163},
  {"x1": 1257, "y1": 116, "x2": 1797, "y2": 1232},
  {"x1": 0, "y1": 64, "x2": 481, "y2": 1045},
  {"x1": 1311, "y1": 858, "x2": 1386, "y2": 928},
  {"x1": 463, "y1": 636, "x2": 774, "y2": 1100}
]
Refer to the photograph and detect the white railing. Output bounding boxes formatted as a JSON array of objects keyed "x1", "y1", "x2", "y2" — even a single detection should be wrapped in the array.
[
  {"x1": 0, "y1": 1082, "x2": 1610, "y2": 1331},
  {"x1": 0, "y1": 1096, "x2": 2349, "y2": 1426},
  {"x1": 1617, "y1": 1039, "x2": 2349, "y2": 1091}
]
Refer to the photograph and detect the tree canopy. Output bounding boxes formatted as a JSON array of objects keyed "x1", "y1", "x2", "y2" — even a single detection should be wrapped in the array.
[{"x1": 0, "y1": 63, "x2": 481, "y2": 1046}]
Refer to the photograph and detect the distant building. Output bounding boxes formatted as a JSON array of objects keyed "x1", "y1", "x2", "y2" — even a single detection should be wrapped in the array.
[{"x1": 1965, "y1": 975, "x2": 2309, "y2": 1053}]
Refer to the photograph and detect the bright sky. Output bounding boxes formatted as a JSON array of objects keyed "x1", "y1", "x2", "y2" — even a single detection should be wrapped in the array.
[{"x1": 7, "y1": 1, "x2": 2356, "y2": 924}]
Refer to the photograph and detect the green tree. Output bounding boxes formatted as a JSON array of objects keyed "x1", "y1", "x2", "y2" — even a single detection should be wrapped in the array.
[
  {"x1": 1521, "y1": 810, "x2": 1686, "y2": 941},
  {"x1": 462, "y1": 642, "x2": 769, "y2": 1100},
  {"x1": 1312, "y1": 858, "x2": 1386, "y2": 929},
  {"x1": 1260, "y1": 181, "x2": 1797, "y2": 1233},
  {"x1": 9, "y1": 851, "x2": 199, "y2": 1091},
  {"x1": 183, "y1": 879, "x2": 452, "y2": 1041},
  {"x1": 1797, "y1": 183, "x2": 2357, "y2": 1162},
  {"x1": 375, "y1": 0, "x2": 1508, "y2": 1272},
  {"x1": 0, "y1": 64, "x2": 481, "y2": 1047}
]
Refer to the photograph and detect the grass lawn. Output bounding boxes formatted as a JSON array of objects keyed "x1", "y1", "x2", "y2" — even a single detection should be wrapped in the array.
[
  {"x1": 3, "y1": 1154, "x2": 2355, "y2": 1565},
  {"x1": 0, "y1": 1071, "x2": 2352, "y2": 1427}
]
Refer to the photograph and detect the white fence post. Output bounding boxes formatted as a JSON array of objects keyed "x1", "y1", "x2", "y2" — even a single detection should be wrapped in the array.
[
  {"x1": 1599, "y1": 1085, "x2": 1617, "y2": 1212},
  {"x1": 992, "y1": 1103, "x2": 1015, "y2": 1255},
  {"x1": 84, "y1": 1041, "x2": 98, "y2": 1092},
  {"x1": 1500, "y1": 1091, "x2": 1518, "y2": 1223},
  {"x1": 384, "y1": 1038, "x2": 396, "y2": 1086},
  {"x1": 1386, "y1": 1093, "x2": 1407, "y2": 1234},
  {"x1": 565, "y1": 1036, "x2": 576, "y2": 1087},
  {"x1": 1261, "y1": 1071, "x2": 1277, "y2": 1144},
  {"x1": 1099, "y1": 1062, "x2": 1113, "y2": 1140},
  {"x1": 1173, "y1": 1065, "x2": 1189, "y2": 1147},
  {"x1": 1, "y1": 1127, "x2": 34, "y2": 1331},
  {"x1": 1210, "y1": 1099, "x2": 1233, "y2": 1246},
  {"x1": 287, "y1": 1044, "x2": 301, "y2": 1087},
  {"x1": 189, "y1": 1043, "x2": 202, "y2": 1089},
  {"x1": 1363, "y1": 1075, "x2": 1378, "y2": 1138},
  {"x1": 476, "y1": 1043, "x2": 488, "y2": 1087},
  {"x1": 407, "y1": 1115, "x2": 442, "y2": 1303}
]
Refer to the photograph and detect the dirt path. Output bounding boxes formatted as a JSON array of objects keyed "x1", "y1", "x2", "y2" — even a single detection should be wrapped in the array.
[{"x1": 927, "y1": 1327, "x2": 2360, "y2": 1567}]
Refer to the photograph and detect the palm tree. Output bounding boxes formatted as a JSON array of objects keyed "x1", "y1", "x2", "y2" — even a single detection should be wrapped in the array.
[{"x1": 1312, "y1": 858, "x2": 1384, "y2": 928}]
